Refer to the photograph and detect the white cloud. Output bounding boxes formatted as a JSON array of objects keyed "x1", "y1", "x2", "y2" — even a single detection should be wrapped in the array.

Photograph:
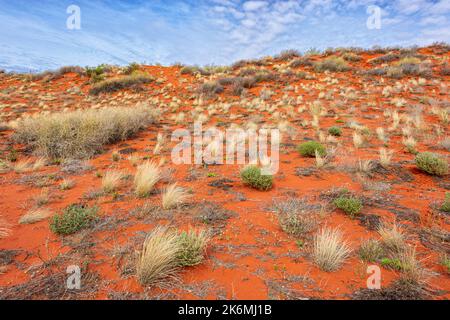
[{"x1": 243, "y1": 1, "x2": 268, "y2": 12}]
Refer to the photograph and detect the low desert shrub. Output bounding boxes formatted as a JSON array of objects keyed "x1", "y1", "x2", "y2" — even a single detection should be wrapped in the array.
[
  {"x1": 89, "y1": 73, "x2": 154, "y2": 94},
  {"x1": 441, "y1": 193, "x2": 450, "y2": 212},
  {"x1": 176, "y1": 229, "x2": 209, "y2": 267},
  {"x1": 240, "y1": 165, "x2": 273, "y2": 191},
  {"x1": 415, "y1": 152, "x2": 448, "y2": 176},
  {"x1": 328, "y1": 126, "x2": 342, "y2": 136},
  {"x1": 334, "y1": 196, "x2": 362, "y2": 217},
  {"x1": 314, "y1": 57, "x2": 350, "y2": 72},
  {"x1": 312, "y1": 227, "x2": 351, "y2": 272},
  {"x1": 359, "y1": 239, "x2": 384, "y2": 262},
  {"x1": 50, "y1": 204, "x2": 98, "y2": 235},
  {"x1": 278, "y1": 211, "x2": 316, "y2": 237},
  {"x1": 14, "y1": 106, "x2": 158, "y2": 159},
  {"x1": 297, "y1": 141, "x2": 326, "y2": 157},
  {"x1": 198, "y1": 81, "x2": 224, "y2": 97}
]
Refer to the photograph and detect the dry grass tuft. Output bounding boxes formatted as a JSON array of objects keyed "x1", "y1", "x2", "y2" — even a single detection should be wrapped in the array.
[
  {"x1": 134, "y1": 161, "x2": 161, "y2": 198},
  {"x1": 312, "y1": 227, "x2": 351, "y2": 272},
  {"x1": 0, "y1": 216, "x2": 11, "y2": 238},
  {"x1": 136, "y1": 227, "x2": 181, "y2": 286},
  {"x1": 162, "y1": 183, "x2": 191, "y2": 209},
  {"x1": 378, "y1": 223, "x2": 406, "y2": 254},
  {"x1": 19, "y1": 209, "x2": 51, "y2": 224},
  {"x1": 102, "y1": 170, "x2": 124, "y2": 193}
]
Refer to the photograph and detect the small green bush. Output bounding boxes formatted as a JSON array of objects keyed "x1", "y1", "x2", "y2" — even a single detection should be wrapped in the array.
[
  {"x1": 297, "y1": 141, "x2": 326, "y2": 157},
  {"x1": 415, "y1": 152, "x2": 448, "y2": 176},
  {"x1": 328, "y1": 126, "x2": 342, "y2": 136},
  {"x1": 176, "y1": 230, "x2": 209, "y2": 267},
  {"x1": 50, "y1": 204, "x2": 98, "y2": 235},
  {"x1": 240, "y1": 165, "x2": 273, "y2": 191},
  {"x1": 334, "y1": 196, "x2": 362, "y2": 217},
  {"x1": 278, "y1": 212, "x2": 316, "y2": 237},
  {"x1": 441, "y1": 193, "x2": 450, "y2": 212},
  {"x1": 381, "y1": 258, "x2": 403, "y2": 271},
  {"x1": 440, "y1": 255, "x2": 450, "y2": 273},
  {"x1": 358, "y1": 239, "x2": 384, "y2": 262}
]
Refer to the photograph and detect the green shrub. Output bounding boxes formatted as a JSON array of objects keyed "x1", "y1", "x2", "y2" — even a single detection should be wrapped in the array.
[
  {"x1": 440, "y1": 255, "x2": 450, "y2": 273},
  {"x1": 334, "y1": 196, "x2": 362, "y2": 217},
  {"x1": 176, "y1": 230, "x2": 209, "y2": 267},
  {"x1": 328, "y1": 126, "x2": 342, "y2": 136},
  {"x1": 358, "y1": 239, "x2": 384, "y2": 262},
  {"x1": 441, "y1": 193, "x2": 450, "y2": 212},
  {"x1": 297, "y1": 141, "x2": 326, "y2": 157},
  {"x1": 240, "y1": 165, "x2": 273, "y2": 191},
  {"x1": 381, "y1": 258, "x2": 403, "y2": 271},
  {"x1": 278, "y1": 212, "x2": 316, "y2": 237},
  {"x1": 50, "y1": 204, "x2": 98, "y2": 235},
  {"x1": 415, "y1": 152, "x2": 448, "y2": 176},
  {"x1": 123, "y1": 62, "x2": 140, "y2": 75}
]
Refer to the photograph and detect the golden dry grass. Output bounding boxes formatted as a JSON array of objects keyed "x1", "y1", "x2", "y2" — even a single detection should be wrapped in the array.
[
  {"x1": 136, "y1": 227, "x2": 181, "y2": 286},
  {"x1": 13, "y1": 106, "x2": 159, "y2": 159},
  {"x1": 102, "y1": 170, "x2": 124, "y2": 193},
  {"x1": 134, "y1": 161, "x2": 161, "y2": 198},
  {"x1": 312, "y1": 227, "x2": 351, "y2": 272},
  {"x1": 19, "y1": 209, "x2": 51, "y2": 224},
  {"x1": 162, "y1": 183, "x2": 191, "y2": 209}
]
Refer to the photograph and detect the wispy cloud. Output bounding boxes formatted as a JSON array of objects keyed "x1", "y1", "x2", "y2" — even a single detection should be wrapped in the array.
[{"x1": 0, "y1": 0, "x2": 448, "y2": 72}]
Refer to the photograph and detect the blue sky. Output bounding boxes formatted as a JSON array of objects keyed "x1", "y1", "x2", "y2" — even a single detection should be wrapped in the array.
[{"x1": 1, "y1": 0, "x2": 449, "y2": 72}]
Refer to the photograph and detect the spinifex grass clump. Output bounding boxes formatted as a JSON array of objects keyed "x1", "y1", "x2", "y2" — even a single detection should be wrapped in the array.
[
  {"x1": 136, "y1": 227, "x2": 209, "y2": 286},
  {"x1": 14, "y1": 106, "x2": 158, "y2": 160},
  {"x1": 50, "y1": 204, "x2": 98, "y2": 235},
  {"x1": 297, "y1": 141, "x2": 326, "y2": 157},
  {"x1": 415, "y1": 152, "x2": 448, "y2": 176},
  {"x1": 312, "y1": 227, "x2": 351, "y2": 272},
  {"x1": 240, "y1": 165, "x2": 273, "y2": 191},
  {"x1": 334, "y1": 196, "x2": 362, "y2": 218}
]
